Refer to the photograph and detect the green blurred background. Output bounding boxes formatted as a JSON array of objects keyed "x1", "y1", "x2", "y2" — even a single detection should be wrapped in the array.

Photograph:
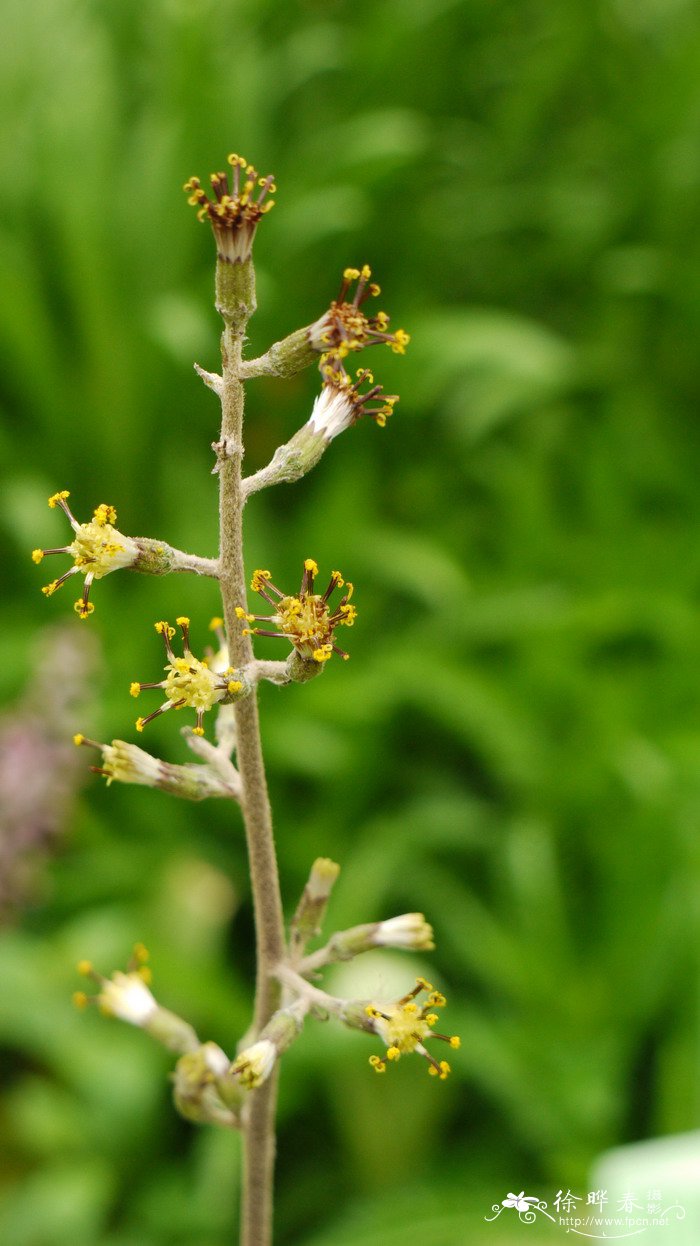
[{"x1": 2, "y1": 0, "x2": 700, "y2": 1242}]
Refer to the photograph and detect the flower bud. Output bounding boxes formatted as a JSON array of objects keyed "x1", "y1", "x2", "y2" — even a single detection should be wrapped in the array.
[{"x1": 290, "y1": 858, "x2": 341, "y2": 956}]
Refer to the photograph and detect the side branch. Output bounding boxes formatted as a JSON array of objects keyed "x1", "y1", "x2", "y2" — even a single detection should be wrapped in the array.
[
  {"x1": 238, "y1": 327, "x2": 317, "y2": 380},
  {"x1": 242, "y1": 428, "x2": 327, "y2": 501}
]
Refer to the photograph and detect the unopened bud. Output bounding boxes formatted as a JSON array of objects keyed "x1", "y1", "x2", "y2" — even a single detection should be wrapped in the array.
[
  {"x1": 290, "y1": 857, "x2": 341, "y2": 956},
  {"x1": 229, "y1": 1003, "x2": 305, "y2": 1091}
]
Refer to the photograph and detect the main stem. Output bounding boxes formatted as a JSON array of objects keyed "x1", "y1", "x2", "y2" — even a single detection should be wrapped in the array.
[{"x1": 217, "y1": 260, "x2": 286, "y2": 1246}]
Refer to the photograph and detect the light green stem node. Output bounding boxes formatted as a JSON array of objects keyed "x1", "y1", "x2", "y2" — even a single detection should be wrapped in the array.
[
  {"x1": 258, "y1": 1002, "x2": 305, "y2": 1053},
  {"x1": 286, "y1": 650, "x2": 326, "y2": 683},
  {"x1": 216, "y1": 257, "x2": 257, "y2": 329},
  {"x1": 338, "y1": 1000, "x2": 377, "y2": 1036},
  {"x1": 145, "y1": 1007, "x2": 200, "y2": 1054},
  {"x1": 314, "y1": 922, "x2": 379, "y2": 962},
  {"x1": 133, "y1": 537, "x2": 219, "y2": 579}
]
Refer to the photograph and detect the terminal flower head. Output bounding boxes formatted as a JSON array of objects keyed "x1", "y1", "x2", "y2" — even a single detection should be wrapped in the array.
[
  {"x1": 183, "y1": 154, "x2": 276, "y2": 263},
  {"x1": 33, "y1": 491, "x2": 138, "y2": 619},
  {"x1": 132, "y1": 617, "x2": 245, "y2": 737},
  {"x1": 238, "y1": 560, "x2": 357, "y2": 663},
  {"x1": 308, "y1": 362, "x2": 399, "y2": 440},
  {"x1": 308, "y1": 266, "x2": 410, "y2": 360},
  {"x1": 73, "y1": 944, "x2": 157, "y2": 1027},
  {"x1": 365, "y1": 978, "x2": 460, "y2": 1079}
]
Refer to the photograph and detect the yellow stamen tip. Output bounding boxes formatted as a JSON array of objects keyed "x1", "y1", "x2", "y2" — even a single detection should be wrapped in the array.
[
  {"x1": 135, "y1": 718, "x2": 145, "y2": 733},
  {"x1": 133, "y1": 943, "x2": 149, "y2": 962},
  {"x1": 48, "y1": 490, "x2": 70, "y2": 508},
  {"x1": 73, "y1": 733, "x2": 85, "y2": 747},
  {"x1": 304, "y1": 558, "x2": 319, "y2": 574},
  {"x1": 31, "y1": 549, "x2": 44, "y2": 563},
  {"x1": 72, "y1": 991, "x2": 88, "y2": 1009},
  {"x1": 209, "y1": 616, "x2": 224, "y2": 630},
  {"x1": 449, "y1": 1036, "x2": 461, "y2": 1049},
  {"x1": 130, "y1": 682, "x2": 141, "y2": 698},
  {"x1": 77, "y1": 960, "x2": 93, "y2": 976},
  {"x1": 227, "y1": 680, "x2": 242, "y2": 694},
  {"x1": 74, "y1": 600, "x2": 95, "y2": 618},
  {"x1": 192, "y1": 726, "x2": 205, "y2": 736},
  {"x1": 176, "y1": 616, "x2": 190, "y2": 627},
  {"x1": 93, "y1": 503, "x2": 117, "y2": 526},
  {"x1": 138, "y1": 965, "x2": 153, "y2": 984}
]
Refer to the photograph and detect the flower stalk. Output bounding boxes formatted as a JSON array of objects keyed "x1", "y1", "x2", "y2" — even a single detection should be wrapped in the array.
[{"x1": 215, "y1": 252, "x2": 286, "y2": 1246}]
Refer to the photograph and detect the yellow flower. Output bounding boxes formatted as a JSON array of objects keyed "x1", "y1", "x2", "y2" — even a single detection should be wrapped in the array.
[
  {"x1": 240, "y1": 560, "x2": 357, "y2": 662},
  {"x1": 307, "y1": 265, "x2": 410, "y2": 359},
  {"x1": 34, "y1": 491, "x2": 138, "y2": 618},
  {"x1": 132, "y1": 617, "x2": 244, "y2": 737},
  {"x1": 365, "y1": 978, "x2": 460, "y2": 1079},
  {"x1": 183, "y1": 154, "x2": 276, "y2": 263}
]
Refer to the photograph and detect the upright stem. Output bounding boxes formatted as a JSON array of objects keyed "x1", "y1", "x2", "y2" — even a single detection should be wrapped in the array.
[{"x1": 216, "y1": 258, "x2": 286, "y2": 1246}]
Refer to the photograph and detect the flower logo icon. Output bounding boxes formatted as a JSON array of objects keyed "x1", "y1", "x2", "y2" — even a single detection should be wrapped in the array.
[{"x1": 503, "y1": 1192, "x2": 541, "y2": 1213}]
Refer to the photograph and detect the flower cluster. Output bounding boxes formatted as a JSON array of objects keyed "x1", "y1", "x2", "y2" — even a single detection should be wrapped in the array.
[
  {"x1": 131, "y1": 617, "x2": 245, "y2": 736},
  {"x1": 308, "y1": 266, "x2": 410, "y2": 360},
  {"x1": 184, "y1": 154, "x2": 276, "y2": 264},
  {"x1": 237, "y1": 560, "x2": 356, "y2": 663},
  {"x1": 365, "y1": 978, "x2": 460, "y2": 1079},
  {"x1": 33, "y1": 492, "x2": 138, "y2": 619}
]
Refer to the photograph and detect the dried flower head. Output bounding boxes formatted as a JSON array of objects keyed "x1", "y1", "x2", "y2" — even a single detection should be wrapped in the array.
[
  {"x1": 183, "y1": 154, "x2": 276, "y2": 264},
  {"x1": 365, "y1": 978, "x2": 460, "y2": 1079},
  {"x1": 131, "y1": 617, "x2": 245, "y2": 737},
  {"x1": 308, "y1": 363, "x2": 399, "y2": 440},
  {"x1": 308, "y1": 266, "x2": 410, "y2": 359},
  {"x1": 33, "y1": 492, "x2": 138, "y2": 619},
  {"x1": 74, "y1": 944, "x2": 156, "y2": 1026},
  {"x1": 237, "y1": 560, "x2": 356, "y2": 663}
]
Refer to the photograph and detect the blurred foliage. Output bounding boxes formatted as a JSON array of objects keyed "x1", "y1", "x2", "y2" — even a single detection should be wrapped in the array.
[{"x1": 2, "y1": 0, "x2": 700, "y2": 1242}]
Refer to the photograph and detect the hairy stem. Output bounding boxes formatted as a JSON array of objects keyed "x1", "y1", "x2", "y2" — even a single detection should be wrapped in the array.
[{"x1": 217, "y1": 264, "x2": 286, "y2": 1246}]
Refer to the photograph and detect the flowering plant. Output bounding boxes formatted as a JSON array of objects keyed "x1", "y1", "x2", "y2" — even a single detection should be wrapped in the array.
[{"x1": 34, "y1": 152, "x2": 456, "y2": 1246}]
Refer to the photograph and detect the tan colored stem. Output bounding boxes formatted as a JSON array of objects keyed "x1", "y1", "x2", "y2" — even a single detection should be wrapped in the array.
[{"x1": 217, "y1": 264, "x2": 285, "y2": 1246}]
